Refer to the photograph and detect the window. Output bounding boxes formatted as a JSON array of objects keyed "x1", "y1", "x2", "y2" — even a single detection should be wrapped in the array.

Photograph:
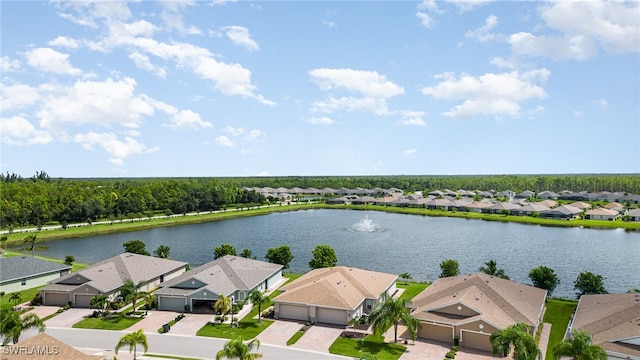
[{"x1": 21, "y1": 278, "x2": 26, "y2": 286}]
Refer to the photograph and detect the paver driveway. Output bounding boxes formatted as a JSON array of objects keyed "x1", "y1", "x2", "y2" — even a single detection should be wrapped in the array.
[
  {"x1": 169, "y1": 313, "x2": 212, "y2": 336},
  {"x1": 256, "y1": 319, "x2": 303, "y2": 346},
  {"x1": 291, "y1": 324, "x2": 344, "y2": 353},
  {"x1": 44, "y1": 308, "x2": 93, "y2": 328},
  {"x1": 127, "y1": 310, "x2": 179, "y2": 332}
]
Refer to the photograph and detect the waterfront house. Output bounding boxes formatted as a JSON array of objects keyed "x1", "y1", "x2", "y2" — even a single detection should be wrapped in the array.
[
  {"x1": 626, "y1": 208, "x2": 640, "y2": 222},
  {"x1": 514, "y1": 203, "x2": 550, "y2": 216},
  {"x1": 540, "y1": 205, "x2": 583, "y2": 220},
  {"x1": 569, "y1": 201, "x2": 592, "y2": 210},
  {"x1": 604, "y1": 202, "x2": 624, "y2": 212},
  {"x1": 585, "y1": 208, "x2": 620, "y2": 220},
  {"x1": 0, "y1": 256, "x2": 70, "y2": 294},
  {"x1": 489, "y1": 202, "x2": 522, "y2": 214}
]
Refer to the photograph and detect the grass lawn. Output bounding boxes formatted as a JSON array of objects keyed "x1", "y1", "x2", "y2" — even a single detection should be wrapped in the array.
[
  {"x1": 329, "y1": 334, "x2": 406, "y2": 360},
  {"x1": 72, "y1": 314, "x2": 143, "y2": 330},
  {"x1": 0, "y1": 286, "x2": 44, "y2": 311},
  {"x1": 396, "y1": 281, "x2": 429, "y2": 301},
  {"x1": 286, "y1": 328, "x2": 306, "y2": 346},
  {"x1": 196, "y1": 318, "x2": 274, "y2": 339},
  {"x1": 543, "y1": 298, "x2": 578, "y2": 360}
]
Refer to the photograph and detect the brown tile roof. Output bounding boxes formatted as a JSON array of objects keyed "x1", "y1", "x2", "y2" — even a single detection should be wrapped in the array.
[
  {"x1": 274, "y1": 266, "x2": 397, "y2": 310},
  {"x1": 585, "y1": 208, "x2": 619, "y2": 216},
  {"x1": 569, "y1": 201, "x2": 592, "y2": 209},
  {"x1": 572, "y1": 294, "x2": 640, "y2": 357},
  {"x1": 537, "y1": 200, "x2": 557, "y2": 208},
  {"x1": 4, "y1": 333, "x2": 103, "y2": 360},
  {"x1": 604, "y1": 202, "x2": 623, "y2": 209},
  {"x1": 412, "y1": 273, "x2": 547, "y2": 329}
]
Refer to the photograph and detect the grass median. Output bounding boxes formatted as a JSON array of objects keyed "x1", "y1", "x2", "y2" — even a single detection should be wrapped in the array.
[{"x1": 329, "y1": 333, "x2": 406, "y2": 360}]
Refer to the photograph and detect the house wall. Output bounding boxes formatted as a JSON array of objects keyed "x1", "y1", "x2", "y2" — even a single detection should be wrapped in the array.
[
  {"x1": 588, "y1": 214, "x2": 617, "y2": 220},
  {"x1": 139, "y1": 265, "x2": 188, "y2": 293},
  {"x1": 0, "y1": 271, "x2": 63, "y2": 294}
]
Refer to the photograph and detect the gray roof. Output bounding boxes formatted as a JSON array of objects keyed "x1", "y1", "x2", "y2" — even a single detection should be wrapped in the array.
[
  {"x1": 156, "y1": 255, "x2": 282, "y2": 297},
  {"x1": 43, "y1": 253, "x2": 187, "y2": 294},
  {"x1": 0, "y1": 256, "x2": 71, "y2": 283}
]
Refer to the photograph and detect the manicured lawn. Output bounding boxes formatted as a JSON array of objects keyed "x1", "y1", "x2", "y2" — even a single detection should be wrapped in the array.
[
  {"x1": 286, "y1": 328, "x2": 306, "y2": 346},
  {"x1": 72, "y1": 314, "x2": 143, "y2": 330},
  {"x1": 196, "y1": 318, "x2": 274, "y2": 339},
  {"x1": 543, "y1": 298, "x2": 578, "y2": 360},
  {"x1": 396, "y1": 281, "x2": 429, "y2": 301},
  {"x1": 329, "y1": 334, "x2": 406, "y2": 360},
  {"x1": 0, "y1": 286, "x2": 44, "y2": 311}
]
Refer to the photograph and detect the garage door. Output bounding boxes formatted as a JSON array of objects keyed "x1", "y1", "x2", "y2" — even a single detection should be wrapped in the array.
[
  {"x1": 461, "y1": 330, "x2": 492, "y2": 352},
  {"x1": 44, "y1": 292, "x2": 69, "y2": 306},
  {"x1": 419, "y1": 323, "x2": 453, "y2": 344},
  {"x1": 75, "y1": 294, "x2": 94, "y2": 308},
  {"x1": 317, "y1": 308, "x2": 347, "y2": 325},
  {"x1": 159, "y1": 296, "x2": 186, "y2": 312},
  {"x1": 279, "y1": 304, "x2": 309, "y2": 321}
]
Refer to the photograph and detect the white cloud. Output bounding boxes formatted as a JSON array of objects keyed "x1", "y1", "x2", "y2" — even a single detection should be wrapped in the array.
[
  {"x1": 447, "y1": 0, "x2": 493, "y2": 12},
  {"x1": 244, "y1": 129, "x2": 264, "y2": 141},
  {"x1": 25, "y1": 48, "x2": 82, "y2": 76},
  {"x1": 214, "y1": 135, "x2": 234, "y2": 147},
  {"x1": 307, "y1": 116, "x2": 335, "y2": 125},
  {"x1": 396, "y1": 111, "x2": 427, "y2": 126},
  {"x1": 257, "y1": 170, "x2": 269, "y2": 176},
  {"x1": 164, "y1": 109, "x2": 213, "y2": 130},
  {"x1": 129, "y1": 52, "x2": 167, "y2": 78},
  {"x1": 223, "y1": 26, "x2": 259, "y2": 51},
  {"x1": 311, "y1": 97, "x2": 390, "y2": 116},
  {"x1": 55, "y1": 1, "x2": 132, "y2": 28},
  {"x1": 402, "y1": 149, "x2": 417, "y2": 158},
  {"x1": 509, "y1": 32, "x2": 598, "y2": 61},
  {"x1": 159, "y1": 1, "x2": 201, "y2": 35},
  {"x1": 0, "y1": 116, "x2": 53, "y2": 145},
  {"x1": 48, "y1": 36, "x2": 80, "y2": 49},
  {"x1": 418, "y1": 0, "x2": 439, "y2": 11},
  {"x1": 592, "y1": 98, "x2": 609, "y2": 110},
  {"x1": 1, "y1": 83, "x2": 42, "y2": 111},
  {"x1": 1, "y1": 56, "x2": 21, "y2": 72},
  {"x1": 465, "y1": 14, "x2": 498, "y2": 42},
  {"x1": 422, "y1": 69, "x2": 549, "y2": 119},
  {"x1": 210, "y1": 0, "x2": 237, "y2": 6},
  {"x1": 223, "y1": 126, "x2": 244, "y2": 136},
  {"x1": 73, "y1": 132, "x2": 158, "y2": 166},
  {"x1": 416, "y1": 11, "x2": 435, "y2": 28}
]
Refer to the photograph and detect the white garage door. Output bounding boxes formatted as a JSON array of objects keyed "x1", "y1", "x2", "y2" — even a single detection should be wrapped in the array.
[
  {"x1": 75, "y1": 294, "x2": 94, "y2": 308},
  {"x1": 279, "y1": 304, "x2": 309, "y2": 321},
  {"x1": 159, "y1": 296, "x2": 186, "y2": 312},
  {"x1": 44, "y1": 292, "x2": 69, "y2": 306},
  {"x1": 461, "y1": 330, "x2": 492, "y2": 352},
  {"x1": 317, "y1": 308, "x2": 347, "y2": 325}
]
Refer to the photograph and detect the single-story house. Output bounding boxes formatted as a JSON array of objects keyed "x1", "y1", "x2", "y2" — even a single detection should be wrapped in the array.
[
  {"x1": 352, "y1": 196, "x2": 377, "y2": 205},
  {"x1": 540, "y1": 205, "x2": 583, "y2": 219},
  {"x1": 154, "y1": 255, "x2": 283, "y2": 312},
  {"x1": 273, "y1": 266, "x2": 397, "y2": 325},
  {"x1": 585, "y1": 208, "x2": 620, "y2": 220},
  {"x1": 537, "y1": 191, "x2": 559, "y2": 199},
  {"x1": 513, "y1": 203, "x2": 550, "y2": 216},
  {"x1": 537, "y1": 199, "x2": 558, "y2": 208},
  {"x1": 626, "y1": 208, "x2": 640, "y2": 222},
  {"x1": 495, "y1": 190, "x2": 515, "y2": 198},
  {"x1": 0, "y1": 256, "x2": 71, "y2": 294},
  {"x1": 604, "y1": 202, "x2": 624, "y2": 212},
  {"x1": 569, "y1": 201, "x2": 592, "y2": 210},
  {"x1": 4, "y1": 333, "x2": 103, "y2": 360},
  {"x1": 515, "y1": 190, "x2": 535, "y2": 199},
  {"x1": 41, "y1": 253, "x2": 187, "y2": 307},
  {"x1": 426, "y1": 198, "x2": 455, "y2": 210},
  {"x1": 568, "y1": 293, "x2": 640, "y2": 360},
  {"x1": 489, "y1": 202, "x2": 522, "y2": 214},
  {"x1": 464, "y1": 201, "x2": 493, "y2": 213},
  {"x1": 411, "y1": 273, "x2": 547, "y2": 352}
]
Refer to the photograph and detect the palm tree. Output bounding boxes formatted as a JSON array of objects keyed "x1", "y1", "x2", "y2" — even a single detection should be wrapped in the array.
[
  {"x1": 552, "y1": 330, "x2": 608, "y2": 360},
  {"x1": 216, "y1": 337, "x2": 262, "y2": 360},
  {"x1": 0, "y1": 308, "x2": 45, "y2": 345},
  {"x1": 119, "y1": 279, "x2": 148, "y2": 313},
  {"x1": 368, "y1": 295, "x2": 421, "y2": 343},
  {"x1": 115, "y1": 329, "x2": 148, "y2": 360},
  {"x1": 490, "y1": 322, "x2": 540, "y2": 360},
  {"x1": 0, "y1": 235, "x2": 7, "y2": 252},
  {"x1": 215, "y1": 295, "x2": 233, "y2": 325},
  {"x1": 479, "y1": 260, "x2": 510, "y2": 279},
  {"x1": 90, "y1": 294, "x2": 109, "y2": 312},
  {"x1": 23, "y1": 234, "x2": 37, "y2": 256},
  {"x1": 153, "y1": 245, "x2": 171, "y2": 259},
  {"x1": 8, "y1": 293, "x2": 22, "y2": 307},
  {"x1": 248, "y1": 289, "x2": 268, "y2": 323}
]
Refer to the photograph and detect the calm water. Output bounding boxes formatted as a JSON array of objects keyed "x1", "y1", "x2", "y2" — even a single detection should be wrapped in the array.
[{"x1": 32, "y1": 209, "x2": 639, "y2": 299}]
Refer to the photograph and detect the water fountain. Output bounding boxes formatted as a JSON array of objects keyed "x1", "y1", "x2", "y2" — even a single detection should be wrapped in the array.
[{"x1": 351, "y1": 215, "x2": 381, "y2": 232}]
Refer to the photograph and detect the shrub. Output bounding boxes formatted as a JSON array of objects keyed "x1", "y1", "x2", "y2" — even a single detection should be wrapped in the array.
[
  {"x1": 445, "y1": 350, "x2": 456, "y2": 359},
  {"x1": 30, "y1": 293, "x2": 43, "y2": 306},
  {"x1": 63, "y1": 304, "x2": 71, "y2": 311}
]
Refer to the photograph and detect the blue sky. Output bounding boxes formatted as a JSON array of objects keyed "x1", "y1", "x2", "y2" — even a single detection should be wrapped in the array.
[{"x1": 1, "y1": 0, "x2": 639, "y2": 177}]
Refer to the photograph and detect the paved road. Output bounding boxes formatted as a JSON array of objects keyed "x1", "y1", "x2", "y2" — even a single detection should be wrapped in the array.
[{"x1": 38, "y1": 328, "x2": 353, "y2": 360}]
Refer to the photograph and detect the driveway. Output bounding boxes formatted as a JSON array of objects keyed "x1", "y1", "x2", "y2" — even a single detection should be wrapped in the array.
[
  {"x1": 26, "y1": 305, "x2": 60, "y2": 320},
  {"x1": 127, "y1": 310, "x2": 179, "y2": 333},
  {"x1": 291, "y1": 324, "x2": 344, "y2": 353},
  {"x1": 44, "y1": 308, "x2": 93, "y2": 328},
  {"x1": 169, "y1": 313, "x2": 212, "y2": 336},
  {"x1": 257, "y1": 319, "x2": 303, "y2": 346}
]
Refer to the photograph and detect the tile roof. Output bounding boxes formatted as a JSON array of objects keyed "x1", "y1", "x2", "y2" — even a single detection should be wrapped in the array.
[
  {"x1": 4, "y1": 333, "x2": 103, "y2": 360},
  {"x1": 571, "y1": 294, "x2": 640, "y2": 358},
  {"x1": 274, "y1": 266, "x2": 397, "y2": 310},
  {"x1": 0, "y1": 256, "x2": 70, "y2": 283},
  {"x1": 412, "y1": 273, "x2": 547, "y2": 329},
  {"x1": 585, "y1": 208, "x2": 619, "y2": 216}
]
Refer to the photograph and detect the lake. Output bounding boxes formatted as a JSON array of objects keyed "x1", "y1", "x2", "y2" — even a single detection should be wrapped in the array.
[{"x1": 31, "y1": 209, "x2": 640, "y2": 299}]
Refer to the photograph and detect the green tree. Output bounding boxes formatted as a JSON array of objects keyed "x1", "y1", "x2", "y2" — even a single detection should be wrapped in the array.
[
  {"x1": 153, "y1": 245, "x2": 171, "y2": 259},
  {"x1": 0, "y1": 308, "x2": 45, "y2": 345},
  {"x1": 490, "y1": 322, "x2": 541, "y2": 360},
  {"x1": 574, "y1": 272, "x2": 607, "y2": 298},
  {"x1": 8, "y1": 293, "x2": 22, "y2": 307},
  {"x1": 368, "y1": 295, "x2": 421, "y2": 343},
  {"x1": 528, "y1": 266, "x2": 560, "y2": 295},
  {"x1": 119, "y1": 279, "x2": 148, "y2": 312},
  {"x1": 308, "y1": 244, "x2": 337, "y2": 269},
  {"x1": 123, "y1": 240, "x2": 150, "y2": 256},
  {"x1": 214, "y1": 243, "x2": 237, "y2": 259},
  {"x1": 215, "y1": 295, "x2": 233, "y2": 325},
  {"x1": 552, "y1": 330, "x2": 607, "y2": 360},
  {"x1": 240, "y1": 248, "x2": 253, "y2": 259},
  {"x1": 265, "y1": 245, "x2": 294, "y2": 269},
  {"x1": 479, "y1": 260, "x2": 510, "y2": 279},
  {"x1": 399, "y1": 272, "x2": 412, "y2": 285},
  {"x1": 439, "y1": 259, "x2": 460, "y2": 278},
  {"x1": 248, "y1": 289, "x2": 268, "y2": 323},
  {"x1": 216, "y1": 337, "x2": 262, "y2": 360},
  {"x1": 0, "y1": 235, "x2": 7, "y2": 252},
  {"x1": 64, "y1": 255, "x2": 75, "y2": 266},
  {"x1": 115, "y1": 329, "x2": 148, "y2": 360},
  {"x1": 23, "y1": 234, "x2": 37, "y2": 256},
  {"x1": 90, "y1": 294, "x2": 110, "y2": 312}
]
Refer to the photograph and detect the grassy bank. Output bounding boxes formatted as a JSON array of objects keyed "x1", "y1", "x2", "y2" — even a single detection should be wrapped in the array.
[{"x1": 543, "y1": 298, "x2": 578, "y2": 360}]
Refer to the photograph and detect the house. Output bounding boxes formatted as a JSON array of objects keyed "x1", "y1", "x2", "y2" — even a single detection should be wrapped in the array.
[
  {"x1": 495, "y1": 190, "x2": 515, "y2": 199},
  {"x1": 540, "y1": 205, "x2": 583, "y2": 220},
  {"x1": 604, "y1": 202, "x2": 624, "y2": 212},
  {"x1": 514, "y1": 203, "x2": 550, "y2": 216},
  {"x1": 489, "y1": 202, "x2": 522, "y2": 214},
  {"x1": 615, "y1": 193, "x2": 640, "y2": 204},
  {"x1": 426, "y1": 198, "x2": 454, "y2": 210},
  {"x1": 537, "y1": 191, "x2": 559, "y2": 200},
  {"x1": 4, "y1": 333, "x2": 103, "y2": 360},
  {"x1": 464, "y1": 201, "x2": 493, "y2": 213},
  {"x1": 154, "y1": 255, "x2": 283, "y2": 312},
  {"x1": 411, "y1": 273, "x2": 547, "y2": 352},
  {"x1": 585, "y1": 208, "x2": 619, "y2": 221},
  {"x1": 569, "y1": 201, "x2": 592, "y2": 210},
  {"x1": 515, "y1": 190, "x2": 535, "y2": 199},
  {"x1": 41, "y1": 253, "x2": 187, "y2": 307},
  {"x1": 352, "y1": 196, "x2": 376, "y2": 205},
  {"x1": 537, "y1": 199, "x2": 558, "y2": 208},
  {"x1": 626, "y1": 208, "x2": 640, "y2": 222},
  {"x1": 0, "y1": 256, "x2": 71, "y2": 294},
  {"x1": 273, "y1": 266, "x2": 397, "y2": 325},
  {"x1": 568, "y1": 294, "x2": 640, "y2": 360}
]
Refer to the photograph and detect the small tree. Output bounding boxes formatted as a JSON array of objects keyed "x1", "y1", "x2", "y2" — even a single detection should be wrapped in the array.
[
  {"x1": 490, "y1": 322, "x2": 540, "y2": 360},
  {"x1": 248, "y1": 289, "x2": 267, "y2": 323},
  {"x1": 0, "y1": 308, "x2": 45, "y2": 345},
  {"x1": 240, "y1": 248, "x2": 253, "y2": 259},
  {"x1": 216, "y1": 337, "x2": 262, "y2": 360},
  {"x1": 90, "y1": 294, "x2": 110, "y2": 312},
  {"x1": 479, "y1": 260, "x2": 509, "y2": 280},
  {"x1": 552, "y1": 330, "x2": 607, "y2": 360},
  {"x1": 0, "y1": 235, "x2": 7, "y2": 252},
  {"x1": 23, "y1": 234, "x2": 37, "y2": 256},
  {"x1": 64, "y1": 255, "x2": 75, "y2": 266},
  {"x1": 9, "y1": 293, "x2": 22, "y2": 307},
  {"x1": 528, "y1": 266, "x2": 560, "y2": 295},
  {"x1": 265, "y1": 245, "x2": 294, "y2": 269},
  {"x1": 399, "y1": 272, "x2": 412, "y2": 285},
  {"x1": 439, "y1": 259, "x2": 460, "y2": 278},
  {"x1": 115, "y1": 329, "x2": 148, "y2": 360},
  {"x1": 369, "y1": 295, "x2": 421, "y2": 343},
  {"x1": 119, "y1": 279, "x2": 148, "y2": 313},
  {"x1": 123, "y1": 240, "x2": 150, "y2": 256},
  {"x1": 308, "y1": 244, "x2": 337, "y2": 269},
  {"x1": 153, "y1": 245, "x2": 171, "y2": 259},
  {"x1": 214, "y1": 244, "x2": 237, "y2": 259},
  {"x1": 574, "y1": 272, "x2": 607, "y2": 298},
  {"x1": 215, "y1": 295, "x2": 233, "y2": 325}
]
